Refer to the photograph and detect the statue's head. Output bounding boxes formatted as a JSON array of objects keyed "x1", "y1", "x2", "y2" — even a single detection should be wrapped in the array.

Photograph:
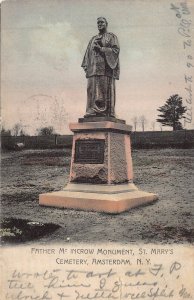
[{"x1": 97, "y1": 17, "x2": 108, "y2": 32}]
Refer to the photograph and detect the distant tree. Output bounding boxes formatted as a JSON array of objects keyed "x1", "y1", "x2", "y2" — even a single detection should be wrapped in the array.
[
  {"x1": 139, "y1": 115, "x2": 147, "y2": 132},
  {"x1": 19, "y1": 129, "x2": 28, "y2": 136},
  {"x1": 151, "y1": 121, "x2": 155, "y2": 131},
  {"x1": 1, "y1": 127, "x2": 11, "y2": 136},
  {"x1": 159, "y1": 123, "x2": 163, "y2": 131},
  {"x1": 37, "y1": 126, "x2": 55, "y2": 136},
  {"x1": 131, "y1": 116, "x2": 138, "y2": 131},
  {"x1": 157, "y1": 94, "x2": 187, "y2": 131},
  {"x1": 12, "y1": 123, "x2": 22, "y2": 136}
]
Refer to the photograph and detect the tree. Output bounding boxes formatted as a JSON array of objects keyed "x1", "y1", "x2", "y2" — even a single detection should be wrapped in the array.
[
  {"x1": 1, "y1": 127, "x2": 11, "y2": 136},
  {"x1": 151, "y1": 121, "x2": 155, "y2": 131},
  {"x1": 139, "y1": 115, "x2": 147, "y2": 132},
  {"x1": 19, "y1": 129, "x2": 28, "y2": 136},
  {"x1": 37, "y1": 126, "x2": 55, "y2": 136},
  {"x1": 157, "y1": 94, "x2": 187, "y2": 131},
  {"x1": 12, "y1": 123, "x2": 22, "y2": 136},
  {"x1": 158, "y1": 123, "x2": 163, "y2": 131},
  {"x1": 131, "y1": 116, "x2": 138, "y2": 131}
]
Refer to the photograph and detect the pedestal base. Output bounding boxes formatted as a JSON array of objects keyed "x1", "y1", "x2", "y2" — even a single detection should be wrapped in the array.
[
  {"x1": 39, "y1": 120, "x2": 158, "y2": 213},
  {"x1": 39, "y1": 183, "x2": 158, "y2": 214}
]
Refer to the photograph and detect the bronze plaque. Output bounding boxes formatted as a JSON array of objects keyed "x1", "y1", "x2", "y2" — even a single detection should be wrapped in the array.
[{"x1": 74, "y1": 139, "x2": 105, "y2": 164}]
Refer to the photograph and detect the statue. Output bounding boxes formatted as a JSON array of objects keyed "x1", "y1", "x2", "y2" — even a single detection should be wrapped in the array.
[
  {"x1": 81, "y1": 17, "x2": 120, "y2": 117},
  {"x1": 39, "y1": 17, "x2": 158, "y2": 213}
]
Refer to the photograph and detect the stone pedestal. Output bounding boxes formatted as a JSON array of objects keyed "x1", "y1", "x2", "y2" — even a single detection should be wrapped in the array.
[
  {"x1": 69, "y1": 121, "x2": 133, "y2": 184},
  {"x1": 39, "y1": 119, "x2": 158, "y2": 213}
]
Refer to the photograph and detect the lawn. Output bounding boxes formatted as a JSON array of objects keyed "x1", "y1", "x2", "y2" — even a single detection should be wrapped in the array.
[{"x1": 1, "y1": 148, "x2": 194, "y2": 244}]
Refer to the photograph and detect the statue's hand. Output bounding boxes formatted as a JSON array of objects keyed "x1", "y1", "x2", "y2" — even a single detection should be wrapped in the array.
[
  {"x1": 93, "y1": 42, "x2": 102, "y2": 52},
  {"x1": 95, "y1": 37, "x2": 103, "y2": 46}
]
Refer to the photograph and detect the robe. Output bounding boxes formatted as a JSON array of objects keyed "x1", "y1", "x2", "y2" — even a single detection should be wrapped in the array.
[{"x1": 81, "y1": 32, "x2": 120, "y2": 117}]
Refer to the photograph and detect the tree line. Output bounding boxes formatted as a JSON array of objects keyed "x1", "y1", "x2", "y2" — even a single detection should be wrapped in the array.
[
  {"x1": 1, "y1": 94, "x2": 187, "y2": 135},
  {"x1": 1, "y1": 125, "x2": 56, "y2": 137}
]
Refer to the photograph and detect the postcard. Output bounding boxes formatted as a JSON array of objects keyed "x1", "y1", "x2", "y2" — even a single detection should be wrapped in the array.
[{"x1": 1, "y1": 0, "x2": 194, "y2": 299}]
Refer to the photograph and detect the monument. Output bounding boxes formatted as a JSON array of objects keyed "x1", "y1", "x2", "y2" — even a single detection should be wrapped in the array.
[{"x1": 39, "y1": 17, "x2": 158, "y2": 213}]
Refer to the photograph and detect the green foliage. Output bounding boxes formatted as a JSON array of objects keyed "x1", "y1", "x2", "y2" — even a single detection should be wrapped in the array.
[
  {"x1": 37, "y1": 126, "x2": 55, "y2": 136},
  {"x1": 157, "y1": 94, "x2": 187, "y2": 131},
  {"x1": 0, "y1": 227, "x2": 22, "y2": 237}
]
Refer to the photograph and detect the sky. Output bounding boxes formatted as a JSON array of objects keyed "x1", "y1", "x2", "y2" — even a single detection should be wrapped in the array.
[{"x1": 1, "y1": 0, "x2": 194, "y2": 134}]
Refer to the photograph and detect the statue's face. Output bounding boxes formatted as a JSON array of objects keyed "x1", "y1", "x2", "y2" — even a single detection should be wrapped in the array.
[{"x1": 97, "y1": 18, "x2": 107, "y2": 31}]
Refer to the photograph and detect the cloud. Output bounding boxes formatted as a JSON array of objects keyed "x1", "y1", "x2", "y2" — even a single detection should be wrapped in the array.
[
  {"x1": 2, "y1": 20, "x2": 82, "y2": 88},
  {"x1": 30, "y1": 21, "x2": 81, "y2": 71}
]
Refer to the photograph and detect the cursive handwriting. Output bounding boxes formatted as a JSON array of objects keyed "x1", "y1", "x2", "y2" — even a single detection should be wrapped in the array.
[
  {"x1": 4, "y1": 262, "x2": 193, "y2": 300},
  {"x1": 171, "y1": 1, "x2": 193, "y2": 125}
]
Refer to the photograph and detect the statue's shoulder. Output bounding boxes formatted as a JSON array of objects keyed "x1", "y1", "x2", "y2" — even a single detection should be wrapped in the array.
[
  {"x1": 108, "y1": 32, "x2": 117, "y2": 38},
  {"x1": 90, "y1": 35, "x2": 98, "y2": 41},
  {"x1": 87, "y1": 35, "x2": 97, "y2": 45},
  {"x1": 85, "y1": 36, "x2": 96, "y2": 49},
  {"x1": 107, "y1": 32, "x2": 119, "y2": 42}
]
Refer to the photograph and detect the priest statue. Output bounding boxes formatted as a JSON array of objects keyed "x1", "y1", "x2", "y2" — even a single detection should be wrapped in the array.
[{"x1": 81, "y1": 17, "x2": 120, "y2": 117}]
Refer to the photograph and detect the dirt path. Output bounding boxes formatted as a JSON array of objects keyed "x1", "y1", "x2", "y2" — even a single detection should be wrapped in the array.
[{"x1": 1, "y1": 148, "x2": 194, "y2": 244}]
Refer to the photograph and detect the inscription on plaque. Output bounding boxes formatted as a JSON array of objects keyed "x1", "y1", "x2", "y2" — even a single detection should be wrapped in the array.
[{"x1": 74, "y1": 139, "x2": 105, "y2": 164}]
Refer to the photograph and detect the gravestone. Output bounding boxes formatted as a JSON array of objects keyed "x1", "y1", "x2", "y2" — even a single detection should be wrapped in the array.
[{"x1": 39, "y1": 17, "x2": 158, "y2": 213}]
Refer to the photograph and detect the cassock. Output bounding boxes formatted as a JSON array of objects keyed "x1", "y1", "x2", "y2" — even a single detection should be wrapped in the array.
[{"x1": 81, "y1": 32, "x2": 120, "y2": 117}]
